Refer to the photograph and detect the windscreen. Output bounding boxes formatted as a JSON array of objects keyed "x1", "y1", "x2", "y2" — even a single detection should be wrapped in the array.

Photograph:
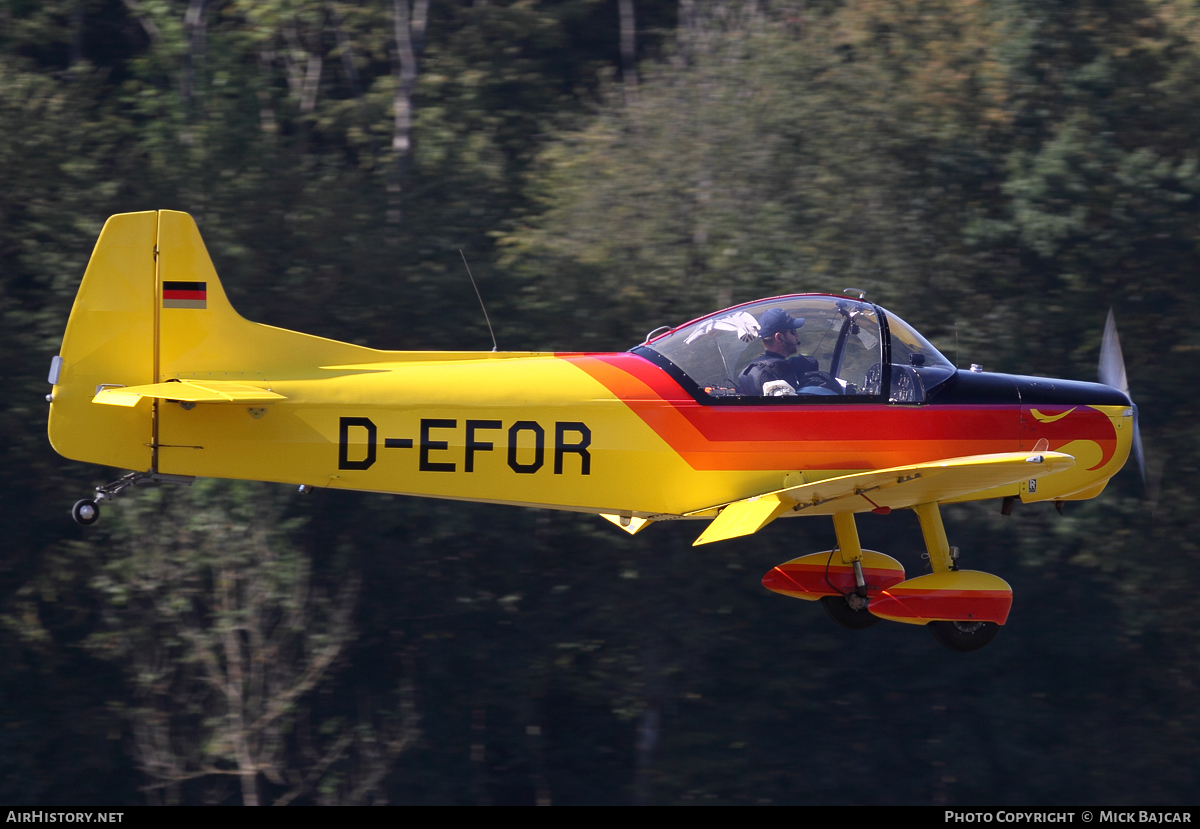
[
  {"x1": 884, "y1": 312, "x2": 956, "y2": 403},
  {"x1": 643, "y1": 296, "x2": 883, "y2": 400}
]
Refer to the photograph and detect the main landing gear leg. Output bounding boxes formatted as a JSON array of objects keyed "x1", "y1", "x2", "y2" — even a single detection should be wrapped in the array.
[
  {"x1": 820, "y1": 512, "x2": 880, "y2": 630},
  {"x1": 71, "y1": 471, "x2": 195, "y2": 526},
  {"x1": 913, "y1": 502, "x2": 998, "y2": 652}
]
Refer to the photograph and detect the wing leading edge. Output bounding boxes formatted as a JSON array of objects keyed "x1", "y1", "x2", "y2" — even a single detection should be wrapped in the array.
[{"x1": 691, "y1": 451, "x2": 1076, "y2": 546}]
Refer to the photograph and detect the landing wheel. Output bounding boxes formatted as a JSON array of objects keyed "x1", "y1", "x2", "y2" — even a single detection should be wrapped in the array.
[
  {"x1": 820, "y1": 595, "x2": 880, "y2": 630},
  {"x1": 72, "y1": 499, "x2": 100, "y2": 526},
  {"x1": 929, "y1": 620, "x2": 999, "y2": 652}
]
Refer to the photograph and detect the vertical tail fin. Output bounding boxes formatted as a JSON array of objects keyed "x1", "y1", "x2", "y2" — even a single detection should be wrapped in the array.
[
  {"x1": 156, "y1": 210, "x2": 257, "y2": 378},
  {"x1": 50, "y1": 210, "x2": 384, "y2": 473}
]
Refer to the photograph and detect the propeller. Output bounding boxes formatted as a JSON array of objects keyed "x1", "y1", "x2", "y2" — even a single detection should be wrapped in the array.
[{"x1": 1098, "y1": 309, "x2": 1146, "y2": 488}]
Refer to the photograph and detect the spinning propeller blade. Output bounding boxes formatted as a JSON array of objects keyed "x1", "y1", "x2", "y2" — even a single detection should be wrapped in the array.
[{"x1": 1098, "y1": 309, "x2": 1146, "y2": 487}]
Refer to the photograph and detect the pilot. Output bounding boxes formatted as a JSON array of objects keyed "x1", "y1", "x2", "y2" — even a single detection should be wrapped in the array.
[{"x1": 737, "y1": 308, "x2": 836, "y2": 396}]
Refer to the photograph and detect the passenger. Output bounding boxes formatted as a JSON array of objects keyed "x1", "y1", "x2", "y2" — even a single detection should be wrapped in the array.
[{"x1": 737, "y1": 308, "x2": 839, "y2": 396}]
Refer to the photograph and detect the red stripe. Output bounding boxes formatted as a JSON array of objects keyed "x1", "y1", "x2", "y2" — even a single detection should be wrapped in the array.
[
  {"x1": 869, "y1": 588, "x2": 1012, "y2": 624},
  {"x1": 762, "y1": 563, "x2": 905, "y2": 599},
  {"x1": 564, "y1": 353, "x2": 1022, "y2": 471},
  {"x1": 1022, "y1": 406, "x2": 1117, "y2": 470},
  {"x1": 564, "y1": 352, "x2": 1119, "y2": 472},
  {"x1": 163, "y1": 290, "x2": 206, "y2": 301}
]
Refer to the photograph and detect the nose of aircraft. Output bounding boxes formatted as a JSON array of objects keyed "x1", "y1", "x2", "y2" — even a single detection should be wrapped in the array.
[
  {"x1": 936, "y1": 367, "x2": 1132, "y2": 408},
  {"x1": 931, "y1": 367, "x2": 1135, "y2": 498},
  {"x1": 1011, "y1": 375, "x2": 1132, "y2": 409}
]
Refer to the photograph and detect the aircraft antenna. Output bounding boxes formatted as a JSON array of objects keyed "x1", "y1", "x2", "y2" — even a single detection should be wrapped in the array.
[{"x1": 459, "y1": 250, "x2": 498, "y2": 352}]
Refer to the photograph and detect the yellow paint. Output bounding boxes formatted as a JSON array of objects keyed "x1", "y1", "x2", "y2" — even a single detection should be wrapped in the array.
[
  {"x1": 1021, "y1": 407, "x2": 1132, "y2": 503},
  {"x1": 693, "y1": 494, "x2": 792, "y2": 545},
  {"x1": 600, "y1": 514, "x2": 654, "y2": 534},
  {"x1": 832, "y1": 513, "x2": 863, "y2": 564},
  {"x1": 913, "y1": 502, "x2": 955, "y2": 573},
  {"x1": 94, "y1": 380, "x2": 286, "y2": 407},
  {"x1": 869, "y1": 570, "x2": 1013, "y2": 625},
  {"x1": 686, "y1": 452, "x2": 1075, "y2": 544},
  {"x1": 766, "y1": 549, "x2": 904, "y2": 601},
  {"x1": 158, "y1": 356, "x2": 745, "y2": 516},
  {"x1": 1030, "y1": 408, "x2": 1076, "y2": 424},
  {"x1": 51, "y1": 212, "x2": 755, "y2": 517},
  {"x1": 695, "y1": 452, "x2": 1074, "y2": 518},
  {"x1": 48, "y1": 211, "x2": 1135, "y2": 545},
  {"x1": 48, "y1": 212, "x2": 157, "y2": 471}
]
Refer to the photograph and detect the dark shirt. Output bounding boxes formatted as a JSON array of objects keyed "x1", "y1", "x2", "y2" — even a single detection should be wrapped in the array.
[{"x1": 737, "y1": 352, "x2": 819, "y2": 396}]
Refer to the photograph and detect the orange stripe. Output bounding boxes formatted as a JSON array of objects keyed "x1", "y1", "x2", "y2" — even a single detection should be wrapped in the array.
[{"x1": 568, "y1": 354, "x2": 1022, "y2": 471}]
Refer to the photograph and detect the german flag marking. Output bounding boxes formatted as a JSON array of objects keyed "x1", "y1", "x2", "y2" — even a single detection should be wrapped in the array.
[{"x1": 163, "y1": 281, "x2": 207, "y2": 309}]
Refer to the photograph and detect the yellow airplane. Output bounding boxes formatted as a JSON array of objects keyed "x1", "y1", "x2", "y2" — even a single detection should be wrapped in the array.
[{"x1": 47, "y1": 211, "x2": 1139, "y2": 651}]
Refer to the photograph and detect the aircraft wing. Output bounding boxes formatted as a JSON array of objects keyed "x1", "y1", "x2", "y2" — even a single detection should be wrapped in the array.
[
  {"x1": 92, "y1": 380, "x2": 286, "y2": 407},
  {"x1": 691, "y1": 451, "x2": 1075, "y2": 546}
]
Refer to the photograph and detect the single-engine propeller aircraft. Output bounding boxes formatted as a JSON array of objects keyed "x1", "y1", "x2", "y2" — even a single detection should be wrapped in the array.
[{"x1": 47, "y1": 211, "x2": 1140, "y2": 651}]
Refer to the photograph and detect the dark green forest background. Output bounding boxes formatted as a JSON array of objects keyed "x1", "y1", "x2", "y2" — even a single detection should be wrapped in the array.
[{"x1": 3, "y1": 0, "x2": 1198, "y2": 806}]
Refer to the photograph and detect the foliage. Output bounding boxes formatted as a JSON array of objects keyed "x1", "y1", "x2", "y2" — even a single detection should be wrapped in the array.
[
  {"x1": 2, "y1": 0, "x2": 1199, "y2": 806},
  {"x1": 81, "y1": 480, "x2": 414, "y2": 805}
]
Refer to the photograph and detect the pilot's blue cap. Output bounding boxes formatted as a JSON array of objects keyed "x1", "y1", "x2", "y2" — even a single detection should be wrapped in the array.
[{"x1": 759, "y1": 308, "x2": 805, "y2": 339}]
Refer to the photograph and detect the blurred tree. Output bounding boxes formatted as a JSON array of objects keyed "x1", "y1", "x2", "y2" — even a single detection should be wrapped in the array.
[
  {"x1": 496, "y1": 0, "x2": 1200, "y2": 801},
  {"x1": 85, "y1": 480, "x2": 417, "y2": 804},
  {"x1": 4, "y1": 0, "x2": 1200, "y2": 807},
  {"x1": 499, "y1": 0, "x2": 997, "y2": 350}
]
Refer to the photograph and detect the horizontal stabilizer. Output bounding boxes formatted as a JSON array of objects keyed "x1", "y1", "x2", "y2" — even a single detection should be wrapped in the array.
[
  {"x1": 692, "y1": 451, "x2": 1075, "y2": 545},
  {"x1": 93, "y1": 380, "x2": 285, "y2": 407}
]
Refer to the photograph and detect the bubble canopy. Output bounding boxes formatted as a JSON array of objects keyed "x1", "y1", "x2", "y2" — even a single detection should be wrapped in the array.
[{"x1": 633, "y1": 294, "x2": 956, "y2": 404}]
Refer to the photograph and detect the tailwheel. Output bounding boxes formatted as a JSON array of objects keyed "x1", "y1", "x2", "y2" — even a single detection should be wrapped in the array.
[
  {"x1": 820, "y1": 594, "x2": 879, "y2": 630},
  {"x1": 68, "y1": 472, "x2": 196, "y2": 527},
  {"x1": 929, "y1": 620, "x2": 999, "y2": 652},
  {"x1": 72, "y1": 498, "x2": 100, "y2": 526}
]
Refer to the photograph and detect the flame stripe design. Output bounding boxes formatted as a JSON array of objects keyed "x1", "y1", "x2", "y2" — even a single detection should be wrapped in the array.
[{"x1": 566, "y1": 353, "x2": 1118, "y2": 473}]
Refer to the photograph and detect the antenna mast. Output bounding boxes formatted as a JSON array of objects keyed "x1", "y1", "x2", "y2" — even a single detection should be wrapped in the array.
[{"x1": 459, "y1": 250, "x2": 497, "y2": 352}]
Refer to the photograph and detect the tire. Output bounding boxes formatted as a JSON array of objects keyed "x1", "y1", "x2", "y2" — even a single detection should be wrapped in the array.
[
  {"x1": 820, "y1": 595, "x2": 880, "y2": 630},
  {"x1": 929, "y1": 620, "x2": 999, "y2": 652},
  {"x1": 72, "y1": 499, "x2": 100, "y2": 526}
]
